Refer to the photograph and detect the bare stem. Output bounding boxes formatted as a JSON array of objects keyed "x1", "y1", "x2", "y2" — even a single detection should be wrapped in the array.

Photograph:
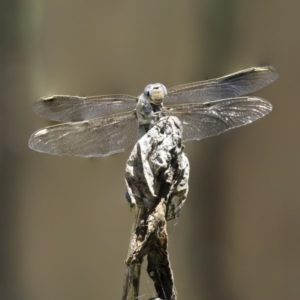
[{"x1": 122, "y1": 116, "x2": 189, "y2": 300}]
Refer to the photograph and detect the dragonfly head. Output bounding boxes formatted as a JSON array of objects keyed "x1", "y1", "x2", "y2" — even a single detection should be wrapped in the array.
[{"x1": 143, "y1": 83, "x2": 167, "y2": 105}]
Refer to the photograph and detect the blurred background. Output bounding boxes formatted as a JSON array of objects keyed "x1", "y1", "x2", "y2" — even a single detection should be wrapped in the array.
[{"x1": 0, "y1": 0, "x2": 299, "y2": 299}]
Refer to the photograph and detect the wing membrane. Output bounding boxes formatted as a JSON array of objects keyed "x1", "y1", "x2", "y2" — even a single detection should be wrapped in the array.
[
  {"x1": 165, "y1": 66, "x2": 278, "y2": 105},
  {"x1": 32, "y1": 94, "x2": 137, "y2": 122},
  {"x1": 165, "y1": 97, "x2": 272, "y2": 142},
  {"x1": 28, "y1": 111, "x2": 138, "y2": 157}
]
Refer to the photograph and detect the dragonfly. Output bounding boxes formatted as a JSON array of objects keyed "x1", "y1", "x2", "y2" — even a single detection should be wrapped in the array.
[{"x1": 28, "y1": 66, "x2": 278, "y2": 157}]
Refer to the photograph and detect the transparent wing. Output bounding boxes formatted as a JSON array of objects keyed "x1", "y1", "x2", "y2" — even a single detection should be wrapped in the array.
[
  {"x1": 28, "y1": 111, "x2": 138, "y2": 157},
  {"x1": 165, "y1": 66, "x2": 278, "y2": 105},
  {"x1": 165, "y1": 97, "x2": 272, "y2": 142},
  {"x1": 32, "y1": 94, "x2": 138, "y2": 122}
]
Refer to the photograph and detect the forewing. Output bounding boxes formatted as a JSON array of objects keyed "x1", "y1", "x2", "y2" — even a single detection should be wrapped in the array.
[
  {"x1": 166, "y1": 97, "x2": 272, "y2": 142},
  {"x1": 28, "y1": 111, "x2": 138, "y2": 157},
  {"x1": 32, "y1": 94, "x2": 138, "y2": 122},
  {"x1": 165, "y1": 66, "x2": 278, "y2": 105}
]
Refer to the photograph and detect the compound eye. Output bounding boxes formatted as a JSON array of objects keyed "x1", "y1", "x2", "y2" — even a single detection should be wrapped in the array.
[{"x1": 144, "y1": 84, "x2": 152, "y2": 97}]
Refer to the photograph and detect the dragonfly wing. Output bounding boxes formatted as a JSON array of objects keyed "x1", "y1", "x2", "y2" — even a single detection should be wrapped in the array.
[
  {"x1": 28, "y1": 111, "x2": 138, "y2": 157},
  {"x1": 165, "y1": 66, "x2": 278, "y2": 105},
  {"x1": 32, "y1": 94, "x2": 137, "y2": 122},
  {"x1": 166, "y1": 97, "x2": 272, "y2": 142}
]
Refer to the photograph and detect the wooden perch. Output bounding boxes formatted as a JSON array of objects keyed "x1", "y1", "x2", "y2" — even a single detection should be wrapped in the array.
[{"x1": 122, "y1": 116, "x2": 190, "y2": 300}]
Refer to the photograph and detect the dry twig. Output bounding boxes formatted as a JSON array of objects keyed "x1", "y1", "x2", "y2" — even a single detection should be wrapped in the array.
[{"x1": 122, "y1": 116, "x2": 190, "y2": 300}]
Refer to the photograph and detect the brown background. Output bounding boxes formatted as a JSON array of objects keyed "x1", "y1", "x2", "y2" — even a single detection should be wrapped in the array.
[{"x1": 0, "y1": 1, "x2": 299, "y2": 299}]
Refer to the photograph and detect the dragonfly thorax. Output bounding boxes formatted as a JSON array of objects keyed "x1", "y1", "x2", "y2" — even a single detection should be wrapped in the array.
[
  {"x1": 136, "y1": 83, "x2": 167, "y2": 124},
  {"x1": 136, "y1": 83, "x2": 167, "y2": 138}
]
